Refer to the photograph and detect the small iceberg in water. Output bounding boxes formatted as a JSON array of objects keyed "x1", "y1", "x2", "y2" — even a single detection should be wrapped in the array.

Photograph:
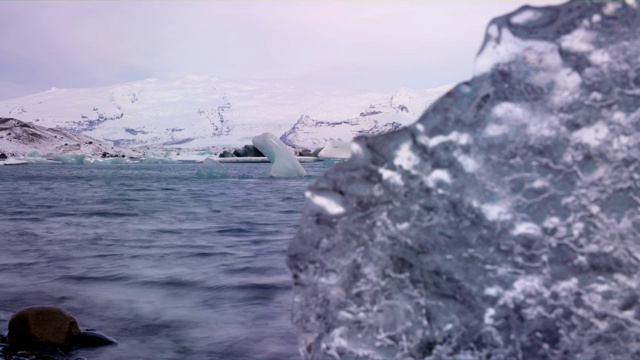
[
  {"x1": 318, "y1": 140, "x2": 351, "y2": 160},
  {"x1": 23, "y1": 151, "x2": 60, "y2": 165},
  {"x1": 252, "y1": 132, "x2": 306, "y2": 177},
  {"x1": 142, "y1": 151, "x2": 176, "y2": 164},
  {"x1": 322, "y1": 158, "x2": 346, "y2": 168},
  {"x1": 52, "y1": 154, "x2": 87, "y2": 165},
  {"x1": 195, "y1": 158, "x2": 229, "y2": 179}
]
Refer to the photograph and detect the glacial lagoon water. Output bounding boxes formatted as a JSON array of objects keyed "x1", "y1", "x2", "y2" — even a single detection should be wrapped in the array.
[{"x1": 0, "y1": 162, "x2": 327, "y2": 359}]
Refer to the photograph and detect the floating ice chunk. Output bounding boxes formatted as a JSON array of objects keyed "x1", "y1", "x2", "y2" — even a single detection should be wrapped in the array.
[
  {"x1": 318, "y1": 140, "x2": 352, "y2": 160},
  {"x1": 1, "y1": 158, "x2": 28, "y2": 166},
  {"x1": 95, "y1": 157, "x2": 126, "y2": 165},
  {"x1": 22, "y1": 151, "x2": 59, "y2": 165},
  {"x1": 323, "y1": 159, "x2": 345, "y2": 168},
  {"x1": 142, "y1": 151, "x2": 176, "y2": 164},
  {"x1": 194, "y1": 158, "x2": 229, "y2": 179},
  {"x1": 26, "y1": 150, "x2": 41, "y2": 158},
  {"x1": 252, "y1": 132, "x2": 306, "y2": 177},
  {"x1": 52, "y1": 154, "x2": 87, "y2": 165}
]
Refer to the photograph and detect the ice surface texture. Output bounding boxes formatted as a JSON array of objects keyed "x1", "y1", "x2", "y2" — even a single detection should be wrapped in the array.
[
  {"x1": 252, "y1": 132, "x2": 306, "y2": 177},
  {"x1": 288, "y1": 1, "x2": 640, "y2": 359}
]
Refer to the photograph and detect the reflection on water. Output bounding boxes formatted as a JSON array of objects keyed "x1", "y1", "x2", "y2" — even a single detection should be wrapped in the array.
[{"x1": 0, "y1": 163, "x2": 325, "y2": 359}]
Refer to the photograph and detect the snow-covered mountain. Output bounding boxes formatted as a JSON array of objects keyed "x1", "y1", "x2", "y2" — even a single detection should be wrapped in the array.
[
  {"x1": 280, "y1": 114, "x2": 401, "y2": 150},
  {"x1": 0, "y1": 117, "x2": 139, "y2": 158},
  {"x1": 0, "y1": 76, "x2": 451, "y2": 149}
]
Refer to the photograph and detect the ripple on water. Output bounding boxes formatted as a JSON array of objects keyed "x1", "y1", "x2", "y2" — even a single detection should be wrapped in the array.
[{"x1": 0, "y1": 162, "x2": 325, "y2": 359}]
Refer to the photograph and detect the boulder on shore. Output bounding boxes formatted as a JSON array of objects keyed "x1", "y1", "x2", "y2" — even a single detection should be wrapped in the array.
[
  {"x1": 8, "y1": 306, "x2": 81, "y2": 350},
  {"x1": 7, "y1": 306, "x2": 117, "y2": 351}
]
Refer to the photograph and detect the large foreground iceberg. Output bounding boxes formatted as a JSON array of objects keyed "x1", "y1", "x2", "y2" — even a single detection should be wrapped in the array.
[
  {"x1": 288, "y1": 2, "x2": 640, "y2": 359},
  {"x1": 252, "y1": 132, "x2": 306, "y2": 177}
]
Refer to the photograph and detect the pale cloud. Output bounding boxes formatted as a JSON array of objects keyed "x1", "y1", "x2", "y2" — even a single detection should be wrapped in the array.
[{"x1": 0, "y1": 1, "x2": 563, "y2": 100}]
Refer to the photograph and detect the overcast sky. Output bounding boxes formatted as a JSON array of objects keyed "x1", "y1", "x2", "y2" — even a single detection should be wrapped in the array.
[{"x1": 0, "y1": 1, "x2": 563, "y2": 101}]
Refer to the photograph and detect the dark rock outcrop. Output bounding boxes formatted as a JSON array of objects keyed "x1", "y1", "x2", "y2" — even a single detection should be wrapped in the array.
[
  {"x1": 294, "y1": 147, "x2": 326, "y2": 157},
  {"x1": 280, "y1": 114, "x2": 406, "y2": 150},
  {"x1": 0, "y1": 117, "x2": 139, "y2": 158},
  {"x1": 218, "y1": 150, "x2": 235, "y2": 158},
  {"x1": 232, "y1": 144, "x2": 265, "y2": 157},
  {"x1": 101, "y1": 152, "x2": 125, "y2": 158},
  {"x1": 288, "y1": 1, "x2": 640, "y2": 359}
]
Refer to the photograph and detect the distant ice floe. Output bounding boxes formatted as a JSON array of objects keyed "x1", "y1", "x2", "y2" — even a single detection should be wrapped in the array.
[
  {"x1": 194, "y1": 158, "x2": 229, "y2": 179},
  {"x1": 52, "y1": 154, "x2": 87, "y2": 165},
  {"x1": 141, "y1": 151, "x2": 176, "y2": 164},
  {"x1": 317, "y1": 140, "x2": 352, "y2": 160}
]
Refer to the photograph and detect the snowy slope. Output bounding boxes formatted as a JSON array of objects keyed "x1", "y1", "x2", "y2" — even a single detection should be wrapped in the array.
[
  {"x1": 0, "y1": 76, "x2": 451, "y2": 148},
  {"x1": 0, "y1": 117, "x2": 140, "y2": 158}
]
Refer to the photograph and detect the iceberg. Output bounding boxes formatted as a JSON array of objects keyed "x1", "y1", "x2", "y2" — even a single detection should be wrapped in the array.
[
  {"x1": 194, "y1": 158, "x2": 229, "y2": 179},
  {"x1": 252, "y1": 132, "x2": 306, "y2": 177},
  {"x1": 288, "y1": 2, "x2": 640, "y2": 359},
  {"x1": 26, "y1": 150, "x2": 41, "y2": 158},
  {"x1": 90, "y1": 157, "x2": 127, "y2": 165},
  {"x1": 141, "y1": 151, "x2": 176, "y2": 164},
  {"x1": 317, "y1": 140, "x2": 351, "y2": 160},
  {"x1": 322, "y1": 159, "x2": 345, "y2": 168},
  {"x1": 23, "y1": 151, "x2": 59, "y2": 165},
  {"x1": 52, "y1": 154, "x2": 86, "y2": 165}
]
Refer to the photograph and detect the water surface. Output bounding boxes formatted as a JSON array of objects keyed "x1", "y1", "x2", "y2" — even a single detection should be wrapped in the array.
[{"x1": 0, "y1": 162, "x2": 325, "y2": 359}]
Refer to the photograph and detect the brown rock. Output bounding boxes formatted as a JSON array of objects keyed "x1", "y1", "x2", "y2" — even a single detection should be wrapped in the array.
[{"x1": 8, "y1": 306, "x2": 81, "y2": 350}]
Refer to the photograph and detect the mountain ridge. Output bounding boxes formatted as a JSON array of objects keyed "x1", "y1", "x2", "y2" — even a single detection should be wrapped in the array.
[{"x1": 0, "y1": 77, "x2": 451, "y2": 149}]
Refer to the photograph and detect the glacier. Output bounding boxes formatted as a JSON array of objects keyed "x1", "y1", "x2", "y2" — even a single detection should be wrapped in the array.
[
  {"x1": 252, "y1": 132, "x2": 306, "y2": 177},
  {"x1": 288, "y1": 1, "x2": 640, "y2": 359},
  {"x1": 0, "y1": 78, "x2": 450, "y2": 150}
]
